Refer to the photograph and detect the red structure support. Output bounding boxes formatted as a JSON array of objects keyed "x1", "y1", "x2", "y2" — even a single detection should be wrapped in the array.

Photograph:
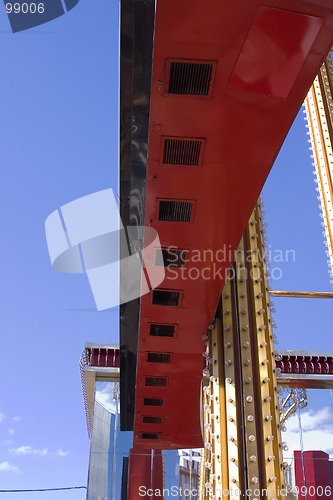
[
  {"x1": 294, "y1": 451, "x2": 333, "y2": 500},
  {"x1": 127, "y1": 448, "x2": 164, "y2": 500},
  {"x1": 129, "y1": 0, "x2": 333, "y2": 450}
]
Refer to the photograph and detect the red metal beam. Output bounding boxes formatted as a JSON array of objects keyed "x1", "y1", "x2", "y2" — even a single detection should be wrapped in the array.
[
  {"x1": 85, "y1": 345, "x2": 120, "y2": 368},
  {"x1": 276, "y1": 351, "x2": 333, "y2": 388},
  {"x1": 294, "y1": 451, "x2": 333, "y2": 500},
  {"x1": 132, "y1": 0, "x2": 333, "y2": 450},
  {"x1": 127, "y1": 448, "x2": 164, "y2": 500}
]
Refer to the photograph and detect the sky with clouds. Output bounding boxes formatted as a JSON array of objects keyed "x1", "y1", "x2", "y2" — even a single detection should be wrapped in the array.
[
  {"x1": 0, "y1": 1, "x2": 118, "y2": 499},
  {"x1": 0, "y1": 1, "x2": 332, "y2": 499}
]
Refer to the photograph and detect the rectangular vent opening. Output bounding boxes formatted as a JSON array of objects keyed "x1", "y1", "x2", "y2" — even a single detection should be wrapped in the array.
[
  {"x1": 143, "y1": 416, "x2": 163, "y2": 424},
  {"x1": 152, "y1": 290, "x2": 181, "y2": 306},
  {"x1": 156, "y1": 248, "x2": 188, "y2": 267},
  {"x1": 143, "y1": 398, "x2": 164, "y2": 407},
  {"x1": 145, "y1": 377, "x2": 167, "y2": 387},
  {"x1": 163, "y1": 138, "x2": 203, "y2": 166},
  {"x1": 141, "y1": 432, "x2": 161, "y2": 440},
  {"x1": 158, "y1": 201, "x2": 192, "y2": 222},
  {"x1": 147, "y1": 353, "x2": 171, "y2": 364},
  {"x1": 168, "y1": 61, "x2": 213, "y2": 95},
  {"x1": 150, "y1": 324, "x2": 175, "y2": 337}
]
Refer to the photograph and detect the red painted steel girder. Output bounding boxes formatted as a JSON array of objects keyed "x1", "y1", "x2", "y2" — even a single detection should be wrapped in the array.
[
  {"x1": 127, "y1": 449, "x2": 164, "y2": 500},
  {"x1": 133, "y1": 0, "x2": 333, "y2": 450},
  {"x1": 276, "y1": 351, "x2": 333, "y2": 388},
  {"x1": 85, "y1": 346, "x2": 120, "y2": 369}
]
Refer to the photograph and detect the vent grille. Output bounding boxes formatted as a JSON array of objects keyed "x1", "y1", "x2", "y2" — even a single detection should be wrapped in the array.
[
  {"x1": 141, "y1": 432, "x2": 161, "y2": 440},
  {"x1": 158, "y1": 201, "x2": 193, "y2": 222},
  {"x1": 156, "y1": 248, "x2": 187, "y2": 267},
  {"x1": 152, "y1": 290, "x2": 181, "y2": 306},
  {"x1": 163, "y1": 138, "x2": 203, "y2": 166},
  {"x1": 168, "y1": 61, "x2": 213, "y2": 95},
  {"x1": 150, "y1": 324, "x2": 175, "y2": 337},
  {"x1": 145, "y1": 377, "x2": 167, "y2": 387},
  {"x1": 147, "y1": 353, "x2": 171, "y2": 364},
  {"x1": 143, "y1": 416, "x2": 163, "y2": 424},
  {"x1": 143, "y1": 398, "x2": 164, "y2": 407}
]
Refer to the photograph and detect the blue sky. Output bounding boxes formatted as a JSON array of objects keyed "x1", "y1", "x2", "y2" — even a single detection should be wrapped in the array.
[
  {"x1": 0, "y1": 1, "x2": 332, "y2": 498},
  {"x1": 0, "y1": 1, "x2": 119, "y2": 498}
]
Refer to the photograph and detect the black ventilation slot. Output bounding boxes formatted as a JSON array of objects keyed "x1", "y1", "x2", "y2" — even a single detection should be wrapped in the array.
[
  {"x1": 163, "y1": 138, "x2": 203, "y2": 166},
  {"x1": 145, "y1": 377, "x2": 167, "y2": 387},
  {"x1": 143, "y1": 398, "x2": 164, "y2": 407},
  {"x1": 147, "y1": 353, "x2": 171, "y2": 364},
  {"x1": 168, "y1": 61, "x2": 213, "y2": 95},
  {"x1": 156, "y1": 248, "x2": 188, "y2": 267},
  {"x1": 141, "y1": 432, "x2": 161, "y2": 440},
  {"x1": 152, "y1": 290, "x2": 181, "y2": 306},
  {"x1": 143, "y1": 416, "x2": 163, "y2": 424},
  {"x1": 158, "y1": 201, "x2": 192, "y2": 222},
  {"x1": 150, "y1": 324, "x2": 175, "y2": 337}
]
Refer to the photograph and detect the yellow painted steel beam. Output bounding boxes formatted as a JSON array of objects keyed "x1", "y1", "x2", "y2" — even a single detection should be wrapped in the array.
[
  {"x1": 244, "y1": 204, "x2": 284, "y2": 498},
  {"x1": 203, "y1": 201, "x2": 285, "y2": 500},
  {"x1": 270, "y1": 290, "x2": 333, "y2": 299},
  {"x1": 304, "y1": 52, "x2": 333, "y2": 286}
]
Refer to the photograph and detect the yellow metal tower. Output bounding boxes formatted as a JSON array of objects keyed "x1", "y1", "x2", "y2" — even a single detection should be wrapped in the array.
[
  {"x1": 201, "y1": 201, "x2": 285, "y2": 500},
  {"x1": 304, "y1": 51, "x2": 333, "y2": 285},
  {"x1": 200, "y1": 52, "x2": 333, "y2": 500}
]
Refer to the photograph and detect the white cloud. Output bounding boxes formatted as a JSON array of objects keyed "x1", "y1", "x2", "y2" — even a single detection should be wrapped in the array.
[
  {"x1": 9, "y1": 446, "x2": 48, "y2": 457},
  {"x1": 55, "y1": 449, "x2": 69, "y2": 457},
  {"x1": 7, "y1": 429, "x2": 15, "y2": 436},
  {"x1": 0, "y1": 461, "x2": 19, "y2": 473},
  {"x1": 95, "y1": 383, "x2": 117, "y2": 412},
  {"x1": 282, "y1": 407, "x2": 333, "y2": 461},
  {"x1": 12, "y1": 416, "x2": 21, "y2": 423},
  {"x1": 0, "y1": 411, "x2": 5, "y2": 423}
]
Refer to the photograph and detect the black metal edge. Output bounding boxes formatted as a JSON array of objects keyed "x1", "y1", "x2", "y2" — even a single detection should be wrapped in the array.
[{"x1": 119, "y1": 0, "x2": 155, "y2": 431}]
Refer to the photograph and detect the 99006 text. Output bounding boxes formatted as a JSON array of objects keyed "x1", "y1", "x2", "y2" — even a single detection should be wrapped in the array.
[
  {"x1": 5, "y1": 3, "x2": 45, "y2": 14},
  {"x1": 292, "y1": 486, "x2": 332, "y2": 497}
]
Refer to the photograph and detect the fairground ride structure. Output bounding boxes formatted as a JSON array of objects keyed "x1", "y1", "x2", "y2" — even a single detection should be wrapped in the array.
[{"x1": 118, "y1": 1, "x2": 333, "y2": 498}]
